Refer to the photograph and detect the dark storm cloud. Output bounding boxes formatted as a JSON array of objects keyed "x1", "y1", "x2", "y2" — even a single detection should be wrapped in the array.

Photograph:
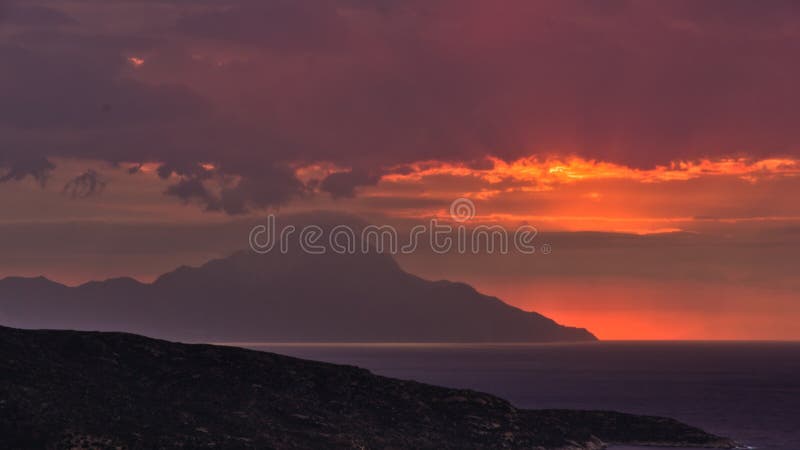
[
  {"x1": 215, "y1": 166, "x2": 308, "y2": 214},
  {"x1": 320, "y1": 169, "x2": 381, "y2": 198},
  {"x1": 2, "y1": 0, "x2": 800, "y2": 212},
  {"x1": 0, "y1": 2, "x2": 75, "y2": 27},
  {"x1": 0, "y1": 43, "x2": 205, "y2": 130},
  {"x1": 160, "y1": 164, "x2": 306, "y2": 214},
  {"x1": 0, "y1": 156, "x2": 55, "y2": 186},
  {"x1": 164, "y1": 177, "x2": 217, "y2": 208},
  {"x1": 165, "y1": 0, "x2": 800, "y2": 166},
  {"x1": 62, "y1": 169, "x2": 107, "y2": 198},
  {"x1": 175, "y1": 0, "x2": 349, "y2": 51}
]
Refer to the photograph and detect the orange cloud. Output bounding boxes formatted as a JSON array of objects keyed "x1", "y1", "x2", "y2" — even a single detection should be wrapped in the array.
[
  {"x1": 383, "y1": 156, "x2": 800, "y2": 188},
  {"x1": 128, "y1": 56, "x2": 145, "y2": 67},
  {"x1": 347, "y1": 156, "x2": 797, "y2": 233}
]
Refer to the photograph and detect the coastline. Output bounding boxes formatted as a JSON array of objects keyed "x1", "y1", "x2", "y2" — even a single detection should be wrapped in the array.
[{"x1": 1, "y1": 326, "x2": 736, "y2": 449}]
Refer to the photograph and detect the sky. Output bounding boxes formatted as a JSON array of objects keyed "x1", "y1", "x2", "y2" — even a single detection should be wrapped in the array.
[{"x1": 1, "y1": 0, "x2": 800, "y2": 339}]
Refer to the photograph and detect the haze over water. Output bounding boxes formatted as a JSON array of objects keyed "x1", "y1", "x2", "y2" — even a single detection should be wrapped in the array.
[{"x1": 239, "y1": 341, "x2": 800, "y2": 450}]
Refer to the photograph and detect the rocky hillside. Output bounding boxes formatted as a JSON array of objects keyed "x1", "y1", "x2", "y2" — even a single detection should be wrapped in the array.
[{"x1": 0, "y1": 326, "x2": 735, "y2": 449}]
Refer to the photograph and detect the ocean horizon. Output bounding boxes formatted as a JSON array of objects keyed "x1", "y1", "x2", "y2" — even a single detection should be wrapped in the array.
[{"x1": 235, "y1": 341, "x2": 800, "y2": 450}]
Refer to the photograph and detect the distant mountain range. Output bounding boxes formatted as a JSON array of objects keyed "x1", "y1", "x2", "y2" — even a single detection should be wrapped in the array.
[{"x1": 0, "y1": 249, "x2": 595, "y2": 342}]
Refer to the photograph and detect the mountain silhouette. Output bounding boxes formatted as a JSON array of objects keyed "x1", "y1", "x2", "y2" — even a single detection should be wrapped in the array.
[{"x1": 0, "y1": 250, "x2": 595, "y2": 342}]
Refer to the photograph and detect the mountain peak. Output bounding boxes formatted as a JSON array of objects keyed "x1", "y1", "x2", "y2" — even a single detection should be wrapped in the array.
[
  {"x1": 0, "y1": 275, "x2": 65, "y2": 290},
  {"x1": 0, "y1": 251, "x2": 595, "y2": 343}
]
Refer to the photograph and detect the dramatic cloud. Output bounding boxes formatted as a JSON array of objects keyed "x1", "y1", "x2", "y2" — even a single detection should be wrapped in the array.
[
  {"x1": 0, "y1": 156, "x2": 54, "y2": 186},
  {"x1": 320, "y1": 169, "x2": 382, "y2": 198},
  {"x1": 4, "y1": 0, "x2": 800, "y2": 339},
  {"x1": 62, "y1": 169, "x2": 107, "y2": 198},
  {"x1": 0, "y1": 1, "x2": 75, "y2": 27},
  {"x1": 2, "y1": 0, "x2": 800, "y2": 213}
]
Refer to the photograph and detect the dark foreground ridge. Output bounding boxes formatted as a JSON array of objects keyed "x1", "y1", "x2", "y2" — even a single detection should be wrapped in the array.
[{"x1": 0, "y1": 326, "x2": 736, "y2": 449}]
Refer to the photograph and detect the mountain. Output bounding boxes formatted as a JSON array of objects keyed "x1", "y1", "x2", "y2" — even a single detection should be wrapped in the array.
[
  {"x1": 0, "y1": 249, "x2": 595, "y2": 342},
  {"x1": 0, "y1": 325, "x2": 735, "y2": 449}
]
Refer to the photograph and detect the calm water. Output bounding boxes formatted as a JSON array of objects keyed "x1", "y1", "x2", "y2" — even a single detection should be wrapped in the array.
[{"x1": 235, "y1": 341, "x2": 800, "y2": 450}]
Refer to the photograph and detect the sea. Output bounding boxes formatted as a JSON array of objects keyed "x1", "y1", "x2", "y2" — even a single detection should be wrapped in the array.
[{"x1": 235, "y1": 341, "x2": 800, "y2": 450}]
